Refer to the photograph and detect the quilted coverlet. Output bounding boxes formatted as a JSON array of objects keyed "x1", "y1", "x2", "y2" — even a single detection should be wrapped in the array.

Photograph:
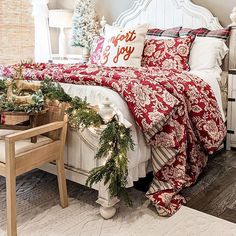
[{"x1": 0, "y1": 63, "x2": 226, "y2": 216}]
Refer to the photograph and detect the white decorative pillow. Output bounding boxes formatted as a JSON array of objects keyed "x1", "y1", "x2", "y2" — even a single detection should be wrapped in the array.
[
  {"x1": 100, "y1": 24, "x2": 149, "y2": 68},
  {"x1": 188, "y1": 37, "x2": 229, "y2": 72}
]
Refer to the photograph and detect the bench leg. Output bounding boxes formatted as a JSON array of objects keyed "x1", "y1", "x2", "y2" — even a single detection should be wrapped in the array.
[
  {"x1": 6, "y1": 141, "x2": 17, "y2": 236},
  {"x1": 56, "y1": 154, "x2": 68, "y2": 208},
  {"x1": 6, "y1": 173, "x2": 17, "y2": 236}
]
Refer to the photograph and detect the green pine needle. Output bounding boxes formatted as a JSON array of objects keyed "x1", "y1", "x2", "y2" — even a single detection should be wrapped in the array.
[
  {"x1": 86, "y1": 117, "x2": 135, "y2": 206},
  {"x1": 41, "y1": 78, "x2": 72, "y2": 103}
]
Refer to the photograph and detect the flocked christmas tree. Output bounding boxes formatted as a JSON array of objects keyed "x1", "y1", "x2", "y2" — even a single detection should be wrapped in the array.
[{"x1": 71, "y1": 0, "x2": 100, "y2": 49}]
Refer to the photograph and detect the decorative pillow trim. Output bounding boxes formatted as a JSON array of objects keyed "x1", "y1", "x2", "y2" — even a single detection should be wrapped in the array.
[
  {"x1": 89, "y1": 36, "x2": 104, "y2": 65},
  {"x1": 179, "y1": 27, "x2": 231, "y2": 40},
  {"x1": 147, "y1": 27, "x2": 182, "y2": 38}
]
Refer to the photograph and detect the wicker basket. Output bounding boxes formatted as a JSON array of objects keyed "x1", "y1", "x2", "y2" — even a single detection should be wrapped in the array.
[{"x1": 1, "y1": 113, "x2": 29, "y2": 125}]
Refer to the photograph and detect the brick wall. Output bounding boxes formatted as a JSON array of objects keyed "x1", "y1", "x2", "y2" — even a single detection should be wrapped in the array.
[{"x1": 0, "y1": 0, "x2": 34, "y2": 65}]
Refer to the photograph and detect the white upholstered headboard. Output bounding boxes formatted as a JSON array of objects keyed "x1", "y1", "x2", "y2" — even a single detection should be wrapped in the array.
[{"x1": 113, "y1": 0, "x2": 223, "y2": 30}]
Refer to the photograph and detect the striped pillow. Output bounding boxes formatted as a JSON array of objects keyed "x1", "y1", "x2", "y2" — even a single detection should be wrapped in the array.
[
  {"x1": 179, "y1": 27, "x2": 231, "y2": 40},
  {"x1": 147, "y1": 27, "x2": 182, "y2": 38}
]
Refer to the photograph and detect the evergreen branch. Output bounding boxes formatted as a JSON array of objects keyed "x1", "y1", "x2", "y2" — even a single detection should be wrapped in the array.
[
  {"x1": 41, "y1": 78, "x2": 72, "y2": 103},
  {"x1": 0, "y1": 80, "x2": 7, "y2": 93},
  {"x1": 66, "y1": 96, "x2": 103, "y2": 128},
  {"x1": 86, "y1": 155, "x2": 133, "y2": 206},
  {"x1": 0, "y1": 91, "x2": 44, "y2": 113},
  {"x1": 86, "y1": 117, "x2": 134, "y2": 206}
]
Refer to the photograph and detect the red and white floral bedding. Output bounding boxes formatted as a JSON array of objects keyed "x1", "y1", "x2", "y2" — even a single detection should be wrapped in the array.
[{"x1": 0, "y1": 63, "x2": 226, "y2": 216}]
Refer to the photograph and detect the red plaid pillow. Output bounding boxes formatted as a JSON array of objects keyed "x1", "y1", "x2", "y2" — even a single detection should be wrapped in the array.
[
  {"x1": 142, "y1": 36, "x2": 195, "y2": 71},
  {"x1": 179, "y1": 27, "x2": 231, "y2": 40},
  {"x1": 147, "y1": 27, "x2": 182, "y2": 38},
  {"x1": 89, "y1": 36, "x2": 105, "y2": 65}
]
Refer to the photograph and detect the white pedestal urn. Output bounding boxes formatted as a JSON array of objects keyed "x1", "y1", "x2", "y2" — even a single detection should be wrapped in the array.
[
  {"x1": 82, "y1": 47, "x2": 90, "y2": 62},
  {"x1": 98, "y1": 97, "x2": 114, "y2": 123}
]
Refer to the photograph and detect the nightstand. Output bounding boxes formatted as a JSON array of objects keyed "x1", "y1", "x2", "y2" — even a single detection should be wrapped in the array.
[{"x1": 226, "y1": 69, "x2": 236, "y2": 150}]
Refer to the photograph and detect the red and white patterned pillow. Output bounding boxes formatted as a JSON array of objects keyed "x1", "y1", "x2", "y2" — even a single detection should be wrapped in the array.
[
  {"x1": 141, "y1": 36, "x2": 195, "y2": 71},
  {"x1": 179, "y1": 27, "x2": 231, "y2": 40},
  {"x1": 89, "y1": 36, "x2": 105, "y2": 65}
]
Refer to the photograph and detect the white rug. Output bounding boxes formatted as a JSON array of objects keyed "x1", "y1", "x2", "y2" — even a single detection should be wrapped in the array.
[{"x1": 1, "y1": 199, "x2": 235, "y2": 236}]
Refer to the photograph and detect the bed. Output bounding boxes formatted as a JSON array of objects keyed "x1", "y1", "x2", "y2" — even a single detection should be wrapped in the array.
[{"x1": 1, "y1": 0, "x2": 236, "y2": 219}]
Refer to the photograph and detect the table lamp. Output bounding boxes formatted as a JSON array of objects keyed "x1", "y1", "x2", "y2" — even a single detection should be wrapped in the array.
[{"x1": 49, "y1": 9, "x2": 73, "y2": 59}]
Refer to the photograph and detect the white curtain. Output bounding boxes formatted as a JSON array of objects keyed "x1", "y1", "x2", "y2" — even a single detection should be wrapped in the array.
[{"x1": 32, "y1": 0, "x2": 52, "y2": 63}]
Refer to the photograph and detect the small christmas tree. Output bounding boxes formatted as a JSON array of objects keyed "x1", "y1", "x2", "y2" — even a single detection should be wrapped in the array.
[{"x1": 71, "y1": 0, "x2": 100, "y2": 49}]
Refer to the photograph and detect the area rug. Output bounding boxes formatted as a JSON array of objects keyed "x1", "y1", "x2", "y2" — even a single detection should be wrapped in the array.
[
  {"x1": 0, "y1": 170, "x2": 236, "y2": 236},
  {"x1": 2, "y1": 199, "x2": 236, "y2": 236}
]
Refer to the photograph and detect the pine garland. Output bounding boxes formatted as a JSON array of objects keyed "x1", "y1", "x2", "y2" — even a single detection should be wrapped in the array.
[
  {"x1": 0, "y1": 80, "x2": 7, "y2": 94},
  {"x1": 41, "y1": 79, "x2": 135, "y2": 204},
  {"x1": 0, "y1": 74, "x2": 135, "y2": 206},
  {"x1": 86, "y1": 117, "x2": 134, "y2": 205},
  {"x1": 67, "y1": 97, "x2": 103, "y2": 129},
  {"x1": 0, "y1": 88, "x2": 44, "y2": 113},
  {"x1": 41, "y1": 78, "x2": 72, "y2": 103}
]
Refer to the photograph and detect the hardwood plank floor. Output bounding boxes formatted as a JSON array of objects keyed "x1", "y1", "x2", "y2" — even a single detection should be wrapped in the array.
[
  {"x1": 134, "y1": 150, "x2": 236, "y2": 223},
  {"x1": 182, "y1": 150, "x2": 236, "y2": 223},
  {"x1": 0, "y1": 150, "x2": 235, "y2": 226}
]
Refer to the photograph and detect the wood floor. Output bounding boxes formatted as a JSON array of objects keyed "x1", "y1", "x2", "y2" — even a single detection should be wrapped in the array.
[
  {"x1": 182, "y1": 149, "x2": 236, "y2": 223},
  {"x1": 134, "y1": 149, "x2": 236, "y2": 223},
  {"x1": 0, "y1": 150, "x2": 235, "y2": 227}
]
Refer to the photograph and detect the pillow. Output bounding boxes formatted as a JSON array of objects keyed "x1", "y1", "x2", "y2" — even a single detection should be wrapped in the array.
[
  {"x1": 141, "y1": 36, "x2": 195, "y2": 71},
  {"x1": 179, "y1": 28, "x2": 230, "y2": 72},
  {"x1": 179, "y1": 27, "x2": 231, "y2": 40},
  {"x1": 89, "y1": 36, "x2": 104, "y2": 65},
  {"x1": 100, "y1": 24, "x2": 149, "y2": 67},
  {"x1": 188, "y1": 37, "x2": 229, "y2": 72},
  {"x1": 146, "y1": 27, "x2": 182, "y2": 39}
]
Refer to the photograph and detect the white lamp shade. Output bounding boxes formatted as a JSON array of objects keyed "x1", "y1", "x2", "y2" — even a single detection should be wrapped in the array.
[{"x1": 49, "y1": 9, "x2": 73, "y2": 28}]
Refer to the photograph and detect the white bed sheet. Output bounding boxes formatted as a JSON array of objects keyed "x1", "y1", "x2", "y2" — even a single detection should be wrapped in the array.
[{"x1": 60, "y1": 69, "x2": 225, "y2": 187}]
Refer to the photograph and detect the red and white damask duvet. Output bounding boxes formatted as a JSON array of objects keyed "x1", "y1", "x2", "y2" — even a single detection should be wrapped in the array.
[{"x1": 0, "y1": 63, "x2": 226, "y2": 216}]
